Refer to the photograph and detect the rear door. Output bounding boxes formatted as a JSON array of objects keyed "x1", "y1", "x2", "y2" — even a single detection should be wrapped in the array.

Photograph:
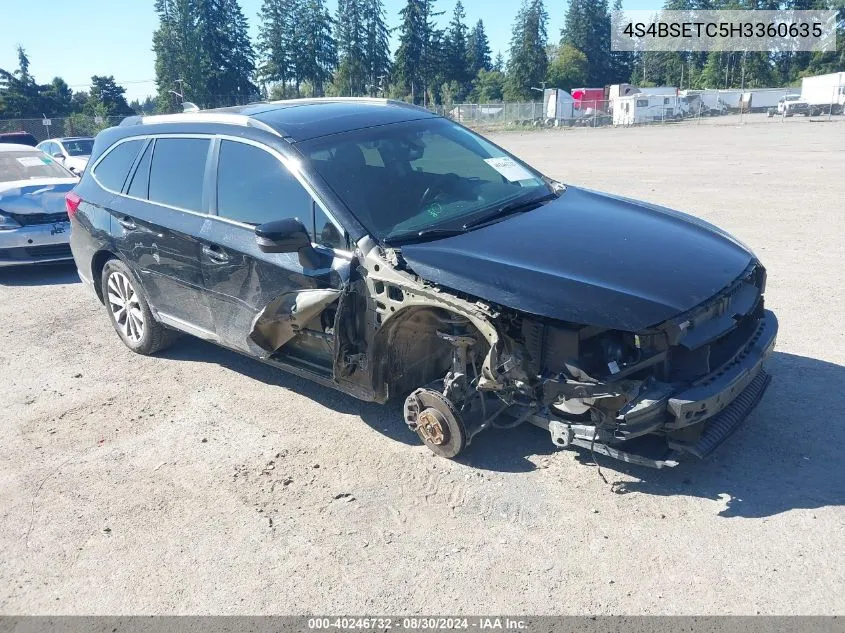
[
  {"x1": 107, "y1": 135, "x2": 215, "y2": 334},
  {"x1": 200, "y1": 137, "x2": 351, "y2": 364}
]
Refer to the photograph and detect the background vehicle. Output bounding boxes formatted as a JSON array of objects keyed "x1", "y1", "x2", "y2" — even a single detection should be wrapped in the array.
[
  {"x1": 36, "y1": 137, "x2": 94, "y2": 174},
  {"x1": 0, "y1": 131, "x2": 38, "y2": 147},
  {"x1": 0, "y1": 143, "x2": 77, "y2": 266},
  {"x1": 801, "y1": 72, "x2": 845, "y2": 115},
  {"x1": 68, "y1": 99, "x2": 776, "y2": 468},
  {"x1": 769, "y1": 94, "x2": 809, "y2": 117}
]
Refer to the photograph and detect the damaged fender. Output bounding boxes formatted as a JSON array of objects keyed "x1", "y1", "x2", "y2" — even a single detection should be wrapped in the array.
[{"x1": 249, "y1": 288, "x2": 342, "y2": 354}]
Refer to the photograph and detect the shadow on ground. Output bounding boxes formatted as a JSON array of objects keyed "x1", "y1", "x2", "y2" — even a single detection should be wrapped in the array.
[
  {"x1": 159, "y1": 334, "x2": 550, "y2": 473},
  {"x1": 159, "y1": 337, "x2": 845, "y2": 499},
  {"x1": 0, "y1": 262, "x2": 79, "y2": 286},
  {"x1": 587, "y1": 351, "x2": 845, "y2": 518}
]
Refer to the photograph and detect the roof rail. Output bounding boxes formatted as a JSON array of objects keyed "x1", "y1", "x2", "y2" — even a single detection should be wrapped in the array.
[
  {"x1": 265, "y1": 96, "x2": 431, "y2": 112},
  {"x1": 117, "y1": 112, "x2": 281, "y2": 136}
]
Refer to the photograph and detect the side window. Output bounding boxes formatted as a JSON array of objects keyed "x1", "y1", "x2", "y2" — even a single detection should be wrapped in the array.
[
  {"x1": 92, "y1": 139, "x2": 144, "y2": 192},
  {"x1": 127, "y1": 141, "x2": 153, "y2": 199},
  {"x1": 148, "y1": 138, "x2": 210, "y2": 212},
  {"x1": 216, "y1": 140, "x2": 311, "y2": 226},
  {"x1": 313, "y1": 205, "x2": 346, "y2": 250}
]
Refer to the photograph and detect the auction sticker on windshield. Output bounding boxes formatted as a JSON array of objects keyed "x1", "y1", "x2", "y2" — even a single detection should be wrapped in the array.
[
  {"x1": 17, "y1": 156, "x2": 51, "y2": 167},
  {"x1": 484, "y1": 157, "x2": 534, "y2": 182}
]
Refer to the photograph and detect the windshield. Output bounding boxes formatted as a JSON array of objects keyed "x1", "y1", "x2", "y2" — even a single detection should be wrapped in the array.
[
  {"x1": 0, "y1": 151, "x2": 73, "y2": 182},
  {"x1": 298, "y1": 117, "x2": 551, "y2": 242},
  {"x1": 62, "y1": 139, "x2": 94, "y2": 156}
]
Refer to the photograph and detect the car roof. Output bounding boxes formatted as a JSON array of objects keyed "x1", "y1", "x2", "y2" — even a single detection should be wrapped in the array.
[
  {"x1": 0, "y1": 143, "x2": 42, "y2": 152},
  {"x1": 121, "y1": 98, "x2": 439, "y2": 143},
  {"x1": 42, "y1": 137, "x2": 94, "y2": 143}
]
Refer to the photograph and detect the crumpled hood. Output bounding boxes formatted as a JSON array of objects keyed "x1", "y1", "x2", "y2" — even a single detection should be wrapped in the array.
[
  {"x1": 400, "y1": 186, "x2": 755, "y2": 331},
  {"x1": 0, "y1": 178, "x2": 78, "y2": 215}
]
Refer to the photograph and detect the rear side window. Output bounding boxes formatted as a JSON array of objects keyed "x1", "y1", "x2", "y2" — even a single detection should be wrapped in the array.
[
  {"x1": 127, "y1": 141, "x2": 153, "y2": 199},
  {"x1": 92, "y1": 139, "x2": 143, "y2": 191},
  {"x1": 216, "y1": 140, "x2": 311, "y2": 226},
  {"x1": 148, "y1": 138, "x2": 210, "y2": 212}
]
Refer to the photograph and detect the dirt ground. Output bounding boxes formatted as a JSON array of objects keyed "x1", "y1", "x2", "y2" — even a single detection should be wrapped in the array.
[{"x1": 1, "y1": 118, "x2": 844, "y2": 615}]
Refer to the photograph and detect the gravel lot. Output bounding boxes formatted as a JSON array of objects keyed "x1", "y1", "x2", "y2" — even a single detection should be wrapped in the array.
[{"x1": 1, "y1": 118, "x2": 844, "y2": 615}]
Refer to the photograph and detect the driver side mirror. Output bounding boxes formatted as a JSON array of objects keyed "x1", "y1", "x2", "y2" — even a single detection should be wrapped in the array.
[
  {"x1": 52, "y1": 152, "x2": 64, "y2": 160},
  {"x1": 255, "y1": 218, "x2": 321, "y2": 269}
]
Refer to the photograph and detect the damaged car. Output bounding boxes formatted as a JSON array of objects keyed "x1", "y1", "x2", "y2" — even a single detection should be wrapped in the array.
[{"x1": 68, "y1": 99, "x2": 777, "y2": 468}]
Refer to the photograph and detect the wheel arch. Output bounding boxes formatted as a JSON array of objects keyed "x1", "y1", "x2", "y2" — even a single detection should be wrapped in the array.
[
  {"x1": 90, "y1": 249, "x2": 120, "y2": 304},
  {"x1": 369, "y1": 304, "x2": 490, "y2": 402}
]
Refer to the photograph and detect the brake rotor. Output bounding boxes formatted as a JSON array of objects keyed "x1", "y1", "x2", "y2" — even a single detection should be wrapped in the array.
[{"x1": 403, "y1": 387, "x2": 467, "y2": 459}]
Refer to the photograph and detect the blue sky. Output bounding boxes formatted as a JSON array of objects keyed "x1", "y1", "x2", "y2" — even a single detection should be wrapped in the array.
[{"x1": 0, "y1": 0, "x2": 652, "y2": 102}]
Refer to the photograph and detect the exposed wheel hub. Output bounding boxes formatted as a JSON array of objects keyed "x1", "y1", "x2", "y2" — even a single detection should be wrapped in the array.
[
  {"x1": 404, "y1": 387, "x2": 467, "y2": 459},
  {"x1": 417, "y1": 408, "x2": 448, "y2": 446}
]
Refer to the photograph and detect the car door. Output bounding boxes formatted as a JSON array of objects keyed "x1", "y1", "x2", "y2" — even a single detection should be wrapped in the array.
[
  {"x1": 111, "y1": 135, "x2": 216, "y2": 334},
  {"x1": 200, "y1": 137, "x2": 351, "y2": 368}
]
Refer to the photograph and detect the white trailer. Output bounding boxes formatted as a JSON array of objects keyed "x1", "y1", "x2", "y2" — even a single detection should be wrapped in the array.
[
  {"x1": 607, "y1": 84, "x2": 640, "y2": 100},
  {"x1": 681, "y1": 90, "x2": 729, "y2": 116},
  {"x1": 800, "y1": 73, "x2": 845, "y2": 115},
  {"x1": 740, "y1": 88, "x2": 800, "y2": 112},
  {"x1": 543, "y1": 89, "x2": 575, "y2": 123},
  {"x1": 638, "y1": 86, "x2": 678, "y2": 96},
  {"x1": 612, "y1": 94, "x2": 687, "y2": 125}
]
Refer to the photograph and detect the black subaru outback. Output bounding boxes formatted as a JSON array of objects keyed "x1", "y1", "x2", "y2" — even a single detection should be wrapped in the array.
[{"x1": 68, "y1": 99, "x2": 777, "y2": 468}]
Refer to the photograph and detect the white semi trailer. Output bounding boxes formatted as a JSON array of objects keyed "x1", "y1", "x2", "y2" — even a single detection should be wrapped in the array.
[{"x1": 800, "y1": 73, "x2": 845, "y2": 115}]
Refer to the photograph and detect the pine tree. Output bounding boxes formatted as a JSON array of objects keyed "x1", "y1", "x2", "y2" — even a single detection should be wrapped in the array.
[
  {"x1": 222, "y1": 0, "x2": 259, "y2": 104},
  {"x1": 505, "y1": 0, "x2": 549, "y2": 101},
  {"x1": 394, "y1": 0, "x2": 429, "y2": 102},
  {"x1": 444, "y1": 1, "x2": 471, "y2": 100},
  {"x1": 299, "y1": 0, "x2": 337, "y2": 96},
  {"x1": 86, "y1": 76, "x2": 134, "y2": 116},
  {"x1": 608, "y1": 0, "x2": 634, "y2": 84},
  {"x1": 561, "y1": 0, "x2": 611, "y2": 86},
  {"x1": 153, "y1": 0, "x2": 205, "y2": 112},
  {"x1": 335, "y1": 0, "x2": 366, "y2": 95},
  {"x1": 195, "y1": 0, "x2": 257, "y2": 107},
  {"x1": 0, "y1": 47, "x2": 40, "y2": 117},
  {"x1": 363, "y1": 0, "x2": 391, "y2": 95},
  {"x1": 467, "y1": 20, "x2": 492, "y2": 76},
  {"x1": 257, "y1": 0, "x2": 301, "y2": 98}
]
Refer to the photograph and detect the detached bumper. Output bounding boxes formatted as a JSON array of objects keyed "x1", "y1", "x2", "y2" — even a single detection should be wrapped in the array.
[{"x1": 0, "y1": 223, "x2": 72, "y2": 267}]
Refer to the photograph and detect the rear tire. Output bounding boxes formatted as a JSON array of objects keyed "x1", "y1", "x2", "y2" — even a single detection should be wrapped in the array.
[{"x1": 101, "y1": 259, "x2": 177, "y2": 355}]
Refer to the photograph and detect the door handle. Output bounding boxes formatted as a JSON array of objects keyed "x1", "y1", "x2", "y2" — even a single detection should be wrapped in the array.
[
  {"x1": 117, "y1": 216, "x2": 136, "y2": 230},
  {"x1": 202, "y1": 244, "x2": 230, "y2": 263}
]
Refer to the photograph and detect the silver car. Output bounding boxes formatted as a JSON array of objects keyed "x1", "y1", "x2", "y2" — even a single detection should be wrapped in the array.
[
  {"x1": 0, "y1": 143, "x2": 78, "y2": 267},
  {"x1": 36, "y1": 137, "x2": 94, "y2": 175}
]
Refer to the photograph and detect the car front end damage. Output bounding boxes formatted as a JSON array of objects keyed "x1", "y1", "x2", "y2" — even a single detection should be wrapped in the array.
[{"x1": 356, "y1": 243, "x2": 778, "y2": 467}]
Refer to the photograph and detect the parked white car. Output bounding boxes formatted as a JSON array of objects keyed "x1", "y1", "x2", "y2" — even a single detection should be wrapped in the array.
[
  {"x1": 0, "y1": 143, "x2": 78, "y2": 266},
  {"x1": 36, "y1": 137, "x2": 94, "y2": 175}
]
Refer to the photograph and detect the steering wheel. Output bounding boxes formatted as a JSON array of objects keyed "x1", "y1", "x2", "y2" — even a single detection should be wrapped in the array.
[{"x1": 418, "y1": 186, "x2": 439, "y2": 210}]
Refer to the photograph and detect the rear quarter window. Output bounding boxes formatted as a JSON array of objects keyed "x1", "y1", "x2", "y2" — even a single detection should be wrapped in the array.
[{"x1": 92, "y1": 139, "x2": 144, "y2": 191}]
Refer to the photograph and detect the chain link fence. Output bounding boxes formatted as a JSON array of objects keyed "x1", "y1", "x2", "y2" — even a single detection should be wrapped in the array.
[
  {"x1": 428, "y1": 88, "x2": 844, "y2": 130},
  {"x1": 2, "y1": 87, "x2": 842, "y2": 142},
  {"x1": 0, "y1": 115, "x2": 125, "y2": 143}
]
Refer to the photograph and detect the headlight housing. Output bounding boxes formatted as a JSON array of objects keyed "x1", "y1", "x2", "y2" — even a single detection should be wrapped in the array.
[{"x1": 0, "y1": 212, "x2": 21, "y2": 231}]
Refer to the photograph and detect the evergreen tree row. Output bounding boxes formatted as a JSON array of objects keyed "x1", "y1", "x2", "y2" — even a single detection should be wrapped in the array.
[{"x1": 2, "y1": 0, "x2": 842, "y2": 120}]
